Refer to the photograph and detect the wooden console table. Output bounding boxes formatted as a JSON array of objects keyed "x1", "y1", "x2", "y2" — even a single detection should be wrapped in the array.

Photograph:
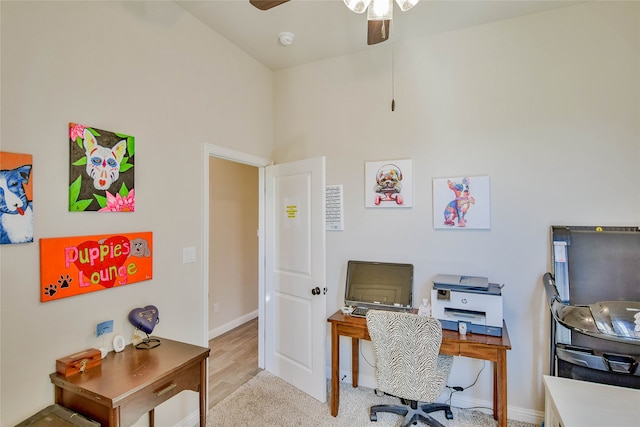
[
  {"x1": 50, "y1": 337, "x2": 210, "y2": 427},
  {"x1": 328, "y1": 310, "x2": 511, "y2": 427}
]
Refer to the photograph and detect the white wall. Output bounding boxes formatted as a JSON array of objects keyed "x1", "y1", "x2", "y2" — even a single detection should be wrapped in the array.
[
  {"x1": 274, "y1": 1, "x2": 639, "y2": 422},
  {"x1": 0, "y1": 1, "x2": 273, "y2": 426}
]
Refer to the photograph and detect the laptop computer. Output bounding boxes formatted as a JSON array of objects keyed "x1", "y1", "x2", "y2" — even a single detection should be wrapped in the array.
[{"x1": 344, "y1": 260, "x2": 413, "y2": 317}]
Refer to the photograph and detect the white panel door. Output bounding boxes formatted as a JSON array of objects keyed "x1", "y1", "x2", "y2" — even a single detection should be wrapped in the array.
[{"x1": 265, "y1": 156, "x2": 326, "y2": 402}]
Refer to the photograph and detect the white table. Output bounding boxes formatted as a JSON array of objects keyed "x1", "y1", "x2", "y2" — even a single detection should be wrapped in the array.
[{"x1": 543, "y1": 375, "x2": 640, "y2": 427}]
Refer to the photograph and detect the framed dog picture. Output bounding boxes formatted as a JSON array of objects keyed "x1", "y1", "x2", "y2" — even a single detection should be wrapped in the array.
[
  {"x1": 433, "y1": 175, "x2": 490, "y2": 229},
  {"x1": 69, "y1": 123, "x2": 135, "y2": 212},
  {"x1": 365, "y1": 159, "x2": 413, "y2": 208},
  {"x1": 0, "y1": 151, "x2": 33, "y2": 244}
]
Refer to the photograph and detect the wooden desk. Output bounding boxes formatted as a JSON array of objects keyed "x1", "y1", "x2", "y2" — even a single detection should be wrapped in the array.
[
  {"x1": 50, "y1": 337, "x2": 210, "y2": 427},
  {"x1": 328, "y1": 311, "x2": 511, "y2": 427}
]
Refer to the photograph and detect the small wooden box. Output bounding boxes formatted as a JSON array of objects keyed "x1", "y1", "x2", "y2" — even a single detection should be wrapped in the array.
[{"x1": 56, "y1": 348, "x2": 102, "y2": 377}]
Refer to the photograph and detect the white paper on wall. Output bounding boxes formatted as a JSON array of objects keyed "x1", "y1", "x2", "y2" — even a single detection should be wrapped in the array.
[{"x1": 326, "y1": 185, "x2": 344, "y2": 231}]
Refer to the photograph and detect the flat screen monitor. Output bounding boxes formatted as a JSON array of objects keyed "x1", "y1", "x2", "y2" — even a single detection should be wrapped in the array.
[{"x1": 344, "y1": 260, "x2": 413, "y2": 309}]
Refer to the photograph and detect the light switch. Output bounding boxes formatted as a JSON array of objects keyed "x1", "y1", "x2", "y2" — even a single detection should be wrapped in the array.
[{"x1": 183, "y1": 246, "x2": 196, "y2": 264}]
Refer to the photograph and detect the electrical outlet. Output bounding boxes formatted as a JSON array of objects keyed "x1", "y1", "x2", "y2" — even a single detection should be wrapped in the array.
[
  {"x1": 213, "y1": 303, "x2": 220, "y2": 313},
  {"x1": 97, "y1": 320, "x2": 114, "y2": 337}
]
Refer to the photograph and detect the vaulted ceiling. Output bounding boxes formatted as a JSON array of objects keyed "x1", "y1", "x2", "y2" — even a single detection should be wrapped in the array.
[{"x1": 176, "y1": 0, "x2": 581, "y2": 70}]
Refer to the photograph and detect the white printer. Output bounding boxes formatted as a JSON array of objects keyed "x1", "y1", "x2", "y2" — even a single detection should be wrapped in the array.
[{"x1": 431, "y1": 274, "x2": 503, "y2": 337}]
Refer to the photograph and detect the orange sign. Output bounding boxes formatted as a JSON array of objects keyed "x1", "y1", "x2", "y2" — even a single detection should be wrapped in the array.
[{"x1": 40, "y1": 231, "x2": 152, "y2": 302}]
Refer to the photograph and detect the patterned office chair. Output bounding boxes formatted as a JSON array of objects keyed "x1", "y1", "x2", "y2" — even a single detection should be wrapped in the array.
[{"x1": 366, "y1": 310, "x2": 454, "y2": 427}]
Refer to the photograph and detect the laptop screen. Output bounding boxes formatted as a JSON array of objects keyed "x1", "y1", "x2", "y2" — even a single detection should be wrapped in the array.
[{"x1": 345, "y1": 260, "x2": 413, "y2": 309}]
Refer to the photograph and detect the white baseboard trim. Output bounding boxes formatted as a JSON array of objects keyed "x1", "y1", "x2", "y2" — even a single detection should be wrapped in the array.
[
  {"x1": 208, "y1": 310, "x2": 258, "y2": 341},
  {"x1": 449, "y1": 393, "x2": 544, "y2": 425},
  {"x1": 330, "y1": 368, "x2": 544, "y2": 426}
]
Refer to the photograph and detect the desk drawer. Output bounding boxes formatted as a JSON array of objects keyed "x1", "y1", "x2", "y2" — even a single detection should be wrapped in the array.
[
  {"x1": 440, "y1": 340, "x2": 460, "y2": 355},
  {"x1": 440, "y1": 341, "x2": 500, "y2": 361},
  {"x1": 119, "y1": 362, "x2": 201, "y2": 426},
  {"x1": 337, "y1": 324, "x2": 369, "y2": 340},
  {"x1": 459, "y1": 343, "x2": 498, "y2": 361}
]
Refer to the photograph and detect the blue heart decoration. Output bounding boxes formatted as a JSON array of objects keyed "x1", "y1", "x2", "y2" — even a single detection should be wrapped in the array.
[{"x1": 128, "y1": 305, "x2": 159, "y2": 335}]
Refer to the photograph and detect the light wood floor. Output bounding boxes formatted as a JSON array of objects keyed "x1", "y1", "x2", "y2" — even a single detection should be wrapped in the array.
[{"x1": 208, "y1": 318, "x2": 261, "y2": 408}]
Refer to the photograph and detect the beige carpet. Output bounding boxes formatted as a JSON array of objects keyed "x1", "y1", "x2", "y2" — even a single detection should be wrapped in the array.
[{"x1": 208, "y1": 371, "x2": 538, "y2": 427}]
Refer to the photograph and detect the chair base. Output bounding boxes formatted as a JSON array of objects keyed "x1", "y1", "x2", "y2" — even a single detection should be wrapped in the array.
[{"x1": 370, "y1": 401, "x2": 453, "y2": 427}]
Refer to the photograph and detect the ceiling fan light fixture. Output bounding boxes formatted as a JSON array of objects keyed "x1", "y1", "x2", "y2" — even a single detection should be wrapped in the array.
[
  {"x1": 394, "y1": 0, "x2": 420, "y2": 12},
  {"x1": 343, "y1": 0, "x2": 372, "y2": 14},
  {"x1": 367, "y1": 0, "x2": 393, "y2": 21},
  {"x1": 344, "y1": 0, "x2": 419, "y2": 45}
]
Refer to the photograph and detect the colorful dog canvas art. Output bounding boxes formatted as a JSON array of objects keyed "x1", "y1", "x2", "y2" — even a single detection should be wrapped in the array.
[
  {"x1": 0, "y1": 152, "x2": 34, "y2": 244},
  {"x1": 69, "y1": 123, "x2": 135, "y2": 212},
  {"x1": 433, "y1": 176, "x2": 491, "y2": 230},
  {"x1": 365, "y1": 159, "x2": 413, "y2": 208}
]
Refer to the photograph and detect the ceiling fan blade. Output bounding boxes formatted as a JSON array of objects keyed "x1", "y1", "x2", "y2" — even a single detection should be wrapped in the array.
[
  {"x1": 250, "y1": 0, "x2": 290, "y2": 10},
  {"x1": 367, "y1": 19, "x2": 391, "y2": 45}
]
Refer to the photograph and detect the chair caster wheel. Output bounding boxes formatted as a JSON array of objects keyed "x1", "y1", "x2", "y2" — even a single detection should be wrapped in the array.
[
  {"x1": 445, "y1": 409, "x2": 454, "y2": 419},
  {"x1": 370, "y1": 414, "x2": 378, "y2": 422}
]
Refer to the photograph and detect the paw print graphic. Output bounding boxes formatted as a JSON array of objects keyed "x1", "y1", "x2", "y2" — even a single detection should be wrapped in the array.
[
  {"x1": 58, "y1": 275, "x2": 72, "y2": 288},
  {"x1": 44, "y1": 284, "x2": 57, "y2": 297}
]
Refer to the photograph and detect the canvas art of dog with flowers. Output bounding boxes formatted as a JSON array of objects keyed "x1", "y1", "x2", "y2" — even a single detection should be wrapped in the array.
[{"x1": 69, "y1": 123, "x2": 135, "y2": 212}]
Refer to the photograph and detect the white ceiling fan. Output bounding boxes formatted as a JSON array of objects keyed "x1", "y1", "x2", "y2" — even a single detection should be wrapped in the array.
[
  {"x1": 344, "y1": 0, "x2": 420, "y2": 44},
  {"x1": 250, "y1": 0, "x2": 421, "y2": 45}
]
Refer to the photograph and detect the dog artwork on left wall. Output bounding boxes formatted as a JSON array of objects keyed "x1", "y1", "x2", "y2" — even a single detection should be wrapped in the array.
[
  {"x1": 69, "y1": 123, "x2": 135, "y2": 212},
  {"x1": 0, "y1": 152, "x2": 34, "y2": 244}
]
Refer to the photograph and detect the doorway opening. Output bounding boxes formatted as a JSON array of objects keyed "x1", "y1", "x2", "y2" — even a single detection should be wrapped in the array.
[{"x1": 202, "y1": 144, "x2": 271, "y2": 408}]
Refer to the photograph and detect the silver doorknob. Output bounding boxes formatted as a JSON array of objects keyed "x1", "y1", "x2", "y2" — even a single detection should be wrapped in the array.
[{"x1": 311, "y1": 287, "x2": 321, "y2": 295}]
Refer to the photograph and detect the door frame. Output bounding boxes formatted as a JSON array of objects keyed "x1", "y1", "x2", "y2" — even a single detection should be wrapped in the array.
[{"x1": 202, "y1": 143, "x2": 272, "y2": 368}]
